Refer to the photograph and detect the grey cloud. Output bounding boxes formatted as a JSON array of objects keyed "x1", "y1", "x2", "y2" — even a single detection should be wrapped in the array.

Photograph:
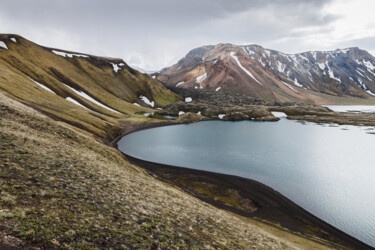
[{"x1": 0, "y1": 0, "x2": 347, "y2": 70}]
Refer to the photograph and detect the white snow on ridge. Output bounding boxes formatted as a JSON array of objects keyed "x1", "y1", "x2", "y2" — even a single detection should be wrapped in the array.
[
  {"x1": 365, "y1": 90, "x2": 375, "y2": 97},
  {"x1": 52, "y1": 50, "x2": 89, "y2": 58},
  {"x1": 264, "y1": 49, "x2": 271, "y2": 57},
  {"x1": 28, "y1": 77, "x2": 56, "y2": 94},
  {"x1": 139, "y1": 95, "x2": 155, "y2": 107},
  {"x1": 276, "y1": 61, "x2": 285, "y2": 73},
  {"x1": 215, "y1": 87, "x2": 221, "y2": 92},
  {"x1": 310, "y1": 51, "x2": 317, "y2": 60},
  {"x1": 66, "y1": 97, "x2": 90, "y2": 110},
  {"x1": 0, "y1": 41, "x2": 8, "y2": 49},
  {"x1": 10, "y1": 38, "x2": 16, "y2": 43},
  {"x1": 196, "y1": 73, "x2": 207, "y2": 84},
  {"x1": 281, "y1": 81, "x2": 298, "y2": 93},
  {"x1": 230, "y1": 52, "x2": 262, "y2": 85},
  {"x1": 176, "y1": 81, "x2": 185, "y2": 87},
  {"x1": 294, "y1": 78, "x2": 303, "y2": 87},
  {"x1": 185, "y1": 97, "x2": 192, "y2": 102},
  {"x1": 110, "y1": 62, "x2": 125, "y2": 73},
  {"x1": 318, "y1": 63, "x2": 325, "y2": 70},
  {"x1": 62, "y1": 82, "x2": 122, "y2": 114},
  {"x1": 258, "y1": 58, "x2": 266, "y2": 67}
]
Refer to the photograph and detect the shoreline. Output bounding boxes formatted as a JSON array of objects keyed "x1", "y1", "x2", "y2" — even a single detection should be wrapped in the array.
[{"x1": 113, "y1": 120, "x2": 373, "y2": 249}]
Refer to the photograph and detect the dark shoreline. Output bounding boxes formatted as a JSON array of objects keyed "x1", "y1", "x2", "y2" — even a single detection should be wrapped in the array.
[{"x1": 112, "y1": 121, "x2": 373, "y2": 249}]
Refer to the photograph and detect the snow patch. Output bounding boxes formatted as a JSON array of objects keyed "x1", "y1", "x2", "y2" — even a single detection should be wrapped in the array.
[
  {"x1": 318, "y1": 63, "x2": 325, "y2": 70},
  {"x1": 139, "y1": 95, "x2": 155, "y2": 107},
  {"x1": 218, "y1": 114, "x2": 225, "y2": 119},
  {"x1": 365, "y1": 90, "x2": 375, "y2": 97},
  {"x1": 215, "y1": 87, "x2": 221, "y2": 92},
  {"x1": 276, "y1": 61, "x2": 285, "y2": 73},
  {"x1": 0, "y1": 41, "x2": 8, "y2": 49},
  {"x1": 28, "y1": 77, "x2": 55, "y2": 94},
  {"x1": 281, "y1": 81, "x2": 298, "y2": 93},
  {"x1": 185, "y1": 97, "x2": 192, "y2": 103},
  {"x1": 133, "y1": 103, "x2": 141, "y2": 106},
  {"x1": 258, "y1": 58, "x2": 266, "y2": 67},
  {"x1": 110, "y1": 62, "x2": 124, "y2": 73},
  {"x1": 293, "y1": 78, "x2": 303, "y2": 87},
  {"x1": 152, "y1": 76, "x2": 156, "y2": 79},
  {"x1": 52, "y1": 50, "x2": 89, "y2": 58},
  {"x1": 10, "y1": 38, "x2": 16, "y2": 43},
  {"x1": 62, "y1": 82, "x2": 122, "y2": 114},
  {"x1": 196, "y1": 73, "x2": 207, "y2": 84},
  {"x1": 178, "y1": 111, "x2": 185, "y2": 116},
  {"x1": 271, "y1": 111, "x2": 287, "y2": 118},
  {"x1": 310, "y1": 51, "x2": 317, "y2": 60},
  {"x1": 264, "y1": 49, "x2": 271, "y2": 57},
  {"x1": 66, "y1": 97, "x2": 89, "y2": 110},
  {"x1": 176, "y1": 81, "x2": 185, "y2": 87},
  {"x1": 230, "y1": 51, "x2": 262, "y2": 85}
]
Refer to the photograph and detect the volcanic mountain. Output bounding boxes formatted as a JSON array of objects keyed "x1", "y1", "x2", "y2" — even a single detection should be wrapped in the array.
[{"x1": 157, "y1": 43, "x2": 375, "y2": 104}]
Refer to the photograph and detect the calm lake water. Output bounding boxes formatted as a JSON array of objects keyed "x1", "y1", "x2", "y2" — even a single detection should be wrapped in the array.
[{"x1": 118, "y1": 110, "x2": 375, "y2": 246}]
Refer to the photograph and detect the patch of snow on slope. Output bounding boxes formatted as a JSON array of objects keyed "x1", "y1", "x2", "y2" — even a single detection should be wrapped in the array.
[
  {"x1": 215, "y1": 87, "x2": 221, "y2": 91},
  {"x1": 298, "y1": 54, "x2": 309, "y2": 62},
  {"x1": 0, "y1": 41, "x2": 8, "y2": 49},
  {"x1": 365, "y1": 90, "x2": 375, "y2": 96},
  {"x1": 66, "y1": 97, "x2": 89, "y2": 110},
  {"x1": 258, "y1": 58, "x2": 265, "y2": 67},
  {"x1": 196, "y1": 73, "x2": 207, "y2": 84},
  {"x1": 139, "y1": 95, "x2": 155, "y2": 107},
  {"x1": 10, "y1": 38, "x2": 16, "y2": 43},
  {"x1": 310, "y1": 51, "x2": 317, "y2": 60},
  {"x1": 326, "y1": 63, "x2": 341, "y2": 82},
  {"x1": 271, "y1": 111, "x2": 287, "y2": 118},
  {"x1": 363, "y1": 60, "x2": 375, "y2": 71},
  {"x1": 152, "y1": 76, "x2": 156, "y2": 79},
  {"x1": 110, "y1": 63, "x2": 125, "y2": 73},
  {"x1": 62, "y1": 82, "x2": 122, "y2": 114},
  {"x1": 230, "y1": 52, "x2": 262, "y2": 85},
  {"x1": 185, "y1": 97, "x2": 192, "y2": 102},
  {"x1": 281, "y1": 81, "x2": 298, "y2": 93},
  {"x1": 356, "y1": 70, "x2": 365, "y2": 77},
  {"x1": 133, "y1": 103, "x2": 141, "y2": 106},
  {"x1": 52, "y1": 50, "x2": 89, "y2": 58},
  {"x1": 176, "y1": 81, "x2": 185, "y2": 87},
  {"x1": 218, "y1": 114, "x2": 225, "y2": 119},
  {"x1": 294, "y1": 78, "x2": 303, "y2": 87},
  {"x1": 264, "y1": 50, "x2": 271, "y2": 57},
  {"x1": 28, "y1": 77, "x2": 56, "y2": 94},
  {"x1": 276, "y1": 61, "x2": 285, "y2": 73},
  {"x1": 178, "y1": 111, "x2": 185, "y2": 116},
  {"x1": 318, "y1": 63, "x2": 325, "y2": 70}
]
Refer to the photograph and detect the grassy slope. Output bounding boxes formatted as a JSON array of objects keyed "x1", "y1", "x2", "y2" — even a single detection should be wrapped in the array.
[
  {"x1": 0, "y1": 34, "x2": 180, "y2": 141},
  {"x1": 0, "y1": 93, "x2": 305, "y2": 249}
]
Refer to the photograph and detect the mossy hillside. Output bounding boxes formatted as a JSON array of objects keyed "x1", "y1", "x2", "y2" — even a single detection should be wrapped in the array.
[
  {"x1": 0, "y1": 34, "x2": 180, "y2": 141},
  {"x1": 0, "y1": 93, "x2": 297, "y2": 249}
]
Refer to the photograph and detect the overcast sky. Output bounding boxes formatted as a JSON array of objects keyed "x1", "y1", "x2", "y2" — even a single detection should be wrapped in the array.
[{"x1": 1, "y1": 0, "x2": 375, "y2": 71}]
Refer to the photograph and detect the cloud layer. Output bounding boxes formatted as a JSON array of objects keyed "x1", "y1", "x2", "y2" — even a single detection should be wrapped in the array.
[{"x1": 1, "y1": 0, "x2": 374, "y2": 70}]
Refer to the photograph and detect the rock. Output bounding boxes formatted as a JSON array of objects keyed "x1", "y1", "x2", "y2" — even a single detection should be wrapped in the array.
[
  {"x1": 177, "y1": 112, "x2": 203, "y2": 123},
  {"x1": 223, "y1": 112, "x2": 249, "y2": 121}
]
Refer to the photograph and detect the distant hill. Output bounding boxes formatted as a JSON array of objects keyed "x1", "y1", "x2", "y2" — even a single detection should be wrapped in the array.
[{"x1": 157, "y1": 43, "x2": 375, "y2": 104}]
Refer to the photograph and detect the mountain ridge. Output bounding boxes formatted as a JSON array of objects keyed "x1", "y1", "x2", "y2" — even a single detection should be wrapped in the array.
[{"x1": 157, "y1": 43, "x2": 375, "y2": 104}]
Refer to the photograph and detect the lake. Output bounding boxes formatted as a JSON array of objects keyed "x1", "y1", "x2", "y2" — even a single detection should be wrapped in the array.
[{"x1": 118, "y1": 111, "x2": 375, "y2": 247}]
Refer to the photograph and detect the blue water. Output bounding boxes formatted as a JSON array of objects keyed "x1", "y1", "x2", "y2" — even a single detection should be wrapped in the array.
[{"x1": 118, "y1": 118, "x2": 375, "y2": 246}]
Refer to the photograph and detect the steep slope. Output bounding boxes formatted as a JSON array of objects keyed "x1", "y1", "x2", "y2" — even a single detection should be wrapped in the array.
[
  {"x1": 0, "y1": 34, "x2": 180, "y2": 140},
  {"x1": 0, "y1": 93, "x2": 300, "y2": 249},
  {"x1": 158, "y1": 43, "x2": 375, "y2": 104}
]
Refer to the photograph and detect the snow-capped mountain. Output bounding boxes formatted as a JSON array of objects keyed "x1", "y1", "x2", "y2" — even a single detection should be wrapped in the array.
[{"x1": 157, "y1": 43, "x2": 375, "y2": 103}]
